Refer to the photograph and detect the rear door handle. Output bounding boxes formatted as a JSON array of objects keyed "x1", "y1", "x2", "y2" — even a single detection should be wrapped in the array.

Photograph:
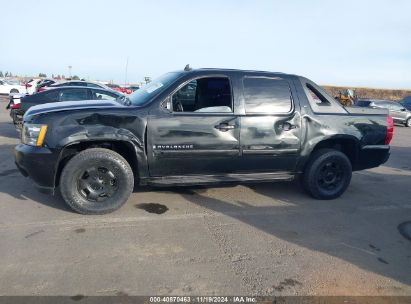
[
  {"x1": 279, "y1": 122, "x2": 297, "y2": 131},
  {"x1": 215, "y1": 123, "x2": 235, "y2": 132}
]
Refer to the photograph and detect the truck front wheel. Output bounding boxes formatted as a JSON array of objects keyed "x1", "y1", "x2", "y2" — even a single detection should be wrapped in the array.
[
  {"x1": 302, "y1": 149, "x2": 352, "y2": 200},
  {"x1": 60, "y1": 148, "x2": 134, "y2": 214}
]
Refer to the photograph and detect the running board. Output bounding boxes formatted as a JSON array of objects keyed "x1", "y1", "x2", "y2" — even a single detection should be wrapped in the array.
[{"x1": 146, "y1": 172, "x2": 295, "y2": 186}]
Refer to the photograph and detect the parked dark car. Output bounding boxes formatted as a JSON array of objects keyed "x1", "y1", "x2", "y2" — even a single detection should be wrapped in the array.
[
  {"x1": 42, "y1": 81, "x2": 112, "y2": 92},
  {"x1": 355, "y1": 99, "x2": 411, "y2": 127},
  {"x1": 10, "y1": 86, "x2": 123, "y2": 127},
  {"x1": 15, "y1": 68, "x2": 392, "y2": 214},
  {"x1": 400, "y1": 96, "x2": 411, "y2": 111},
  {"x1": 36, "y1": 79, "x2": 56, "y2": 92}
]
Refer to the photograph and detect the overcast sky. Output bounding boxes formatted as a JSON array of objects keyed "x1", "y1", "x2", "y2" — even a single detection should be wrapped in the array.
[{"x1": 1, "y1": 0, "x2": 410, "y2": 88}]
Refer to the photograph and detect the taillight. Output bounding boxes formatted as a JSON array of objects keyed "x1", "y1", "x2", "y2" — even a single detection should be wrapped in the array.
[
  {"x1": 26, "y1": 83, "x2": 32, "y2": 88},
  {"x1": 11, "y1": 103, "x2": 20, "y2": 109},
  {"x1": 385, "y1": 115, "x2": 394, "y2": 145}
]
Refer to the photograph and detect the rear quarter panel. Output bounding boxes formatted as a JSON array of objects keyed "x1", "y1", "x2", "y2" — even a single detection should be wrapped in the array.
[{"x1": 292, "y1": 76, "x2": 388, "y2": 171}]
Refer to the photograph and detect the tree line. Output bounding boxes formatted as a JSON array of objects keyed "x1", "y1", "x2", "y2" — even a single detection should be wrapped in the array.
[{"x1": 0, "y1": 71, "x2": 80, "y2": 80}]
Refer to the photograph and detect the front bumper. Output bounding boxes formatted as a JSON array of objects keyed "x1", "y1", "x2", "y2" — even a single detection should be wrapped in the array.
[
  {"x1": 14, "y1": 144, "x2": 60, "y2": 194},
  {"x1": 354, "y1": 145, "x2": 390, "y2": 171}
]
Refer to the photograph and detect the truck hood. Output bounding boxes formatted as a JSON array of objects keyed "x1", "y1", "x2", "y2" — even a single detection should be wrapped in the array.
[{"x1": 24, "y1": 99, "x2": 124, "y2": 118}]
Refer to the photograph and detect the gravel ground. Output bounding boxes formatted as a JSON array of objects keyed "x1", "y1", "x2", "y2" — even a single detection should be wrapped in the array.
[{"x1": 0, "y1": 96, "x2": 410, "y2": 296}]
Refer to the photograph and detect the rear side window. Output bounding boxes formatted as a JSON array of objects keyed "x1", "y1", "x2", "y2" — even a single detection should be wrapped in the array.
[
  {"x1": 243, "y1": 77, "x2": 292, "y2": 114},
  {"x1": 59, "y1": 89, "x2": 89, "y2": 101},
  {"x1": 303, "y1": 80, "x2": 346, "y2": 114}
]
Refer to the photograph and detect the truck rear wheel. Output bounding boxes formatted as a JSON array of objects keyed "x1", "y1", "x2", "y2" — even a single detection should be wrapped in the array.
[
  {"x1": 60, "y1": 148, "x2": 134, "y2": 214},
  {"x1": 302, "y1": 149, "x2": 352, "y2": 200}
]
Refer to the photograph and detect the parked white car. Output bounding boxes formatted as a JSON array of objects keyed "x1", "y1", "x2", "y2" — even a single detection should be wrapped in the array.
[
  {"x1": 0, "y1": 79, "x2": 26, "y2": 95},
  {"x1": 24, "y1": 78, "x2": 42, "y2": 94}
]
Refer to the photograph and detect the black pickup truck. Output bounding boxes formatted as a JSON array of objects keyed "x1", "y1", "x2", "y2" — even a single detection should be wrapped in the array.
[{"x1": 15, "y1": 68, "x2": 393, "y2": 214}]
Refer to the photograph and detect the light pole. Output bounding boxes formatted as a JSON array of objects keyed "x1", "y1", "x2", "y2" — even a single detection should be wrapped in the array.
[
  {"x1": 68, "y1": 65, "x2": 72, "y2": 78},
  {"x1": 124, "y1": 57, "x2": 129, "y2": 85}
]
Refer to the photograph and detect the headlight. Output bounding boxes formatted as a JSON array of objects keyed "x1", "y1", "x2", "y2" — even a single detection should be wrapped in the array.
[{"x1": 21, "y1": 124, "x2": 48, "y2": 146}]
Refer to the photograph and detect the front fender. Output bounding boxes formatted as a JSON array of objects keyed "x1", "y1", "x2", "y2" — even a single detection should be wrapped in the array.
[{"x1": 51, "y1": 123, "x2": 149, "y2": 188}]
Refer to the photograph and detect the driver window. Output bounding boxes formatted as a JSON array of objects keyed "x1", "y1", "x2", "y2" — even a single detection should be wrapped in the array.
[{"x1": 171, "y1": 77, "x2": 232, "y2": 113}]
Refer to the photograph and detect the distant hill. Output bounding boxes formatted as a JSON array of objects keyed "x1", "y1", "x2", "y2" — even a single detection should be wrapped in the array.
[{"x1": 322, "y1": 85, "x2": 411, "y2": 101}]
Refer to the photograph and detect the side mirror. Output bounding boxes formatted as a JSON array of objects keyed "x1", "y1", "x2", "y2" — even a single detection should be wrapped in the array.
[
  {"x1": 162, "y1": 97, "x2": 172, "y2": 112},
  {"x1": 401, "y1": 108, "x2": 406, "y2": 111}
]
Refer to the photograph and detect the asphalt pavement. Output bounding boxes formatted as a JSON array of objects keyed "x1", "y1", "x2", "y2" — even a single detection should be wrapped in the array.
[{"x1": 0, "y1": 96, "x2": 410, "y2": 296}]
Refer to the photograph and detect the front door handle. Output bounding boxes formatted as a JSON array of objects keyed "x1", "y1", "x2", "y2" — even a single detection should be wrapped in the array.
[{"x1": 215, "y1": 123, "x2": 235, "y2": 132}]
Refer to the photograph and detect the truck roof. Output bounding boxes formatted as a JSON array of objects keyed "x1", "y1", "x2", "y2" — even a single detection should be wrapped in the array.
[{"x1": 177, "y1": 68, "x2": 297, "y2": 77}]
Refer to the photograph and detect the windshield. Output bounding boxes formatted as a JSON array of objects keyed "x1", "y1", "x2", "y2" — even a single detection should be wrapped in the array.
[{"x1": 127, "y1": 72, "x2": 181, "y2": 106}]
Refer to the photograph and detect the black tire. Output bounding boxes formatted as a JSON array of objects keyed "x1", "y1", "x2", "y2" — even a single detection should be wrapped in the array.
[
  {"x1": 302, "y1": 149, "x2": 352, "y2": 200},
  {"x1": 60, "y1": 148, "x2": 134, "y2": 214},
  {"x1": 11, "y1": 110, "x2": 22, "y2": 129},
  {"x1": 14, "y1": 120, "x2": 23, "y2": 130},
  {"x1": 405, "y1": 118, "x2": 411, "y2": 127},
  {"x1": 10, "y1": 89, "x2": 19, "y2": 94}
]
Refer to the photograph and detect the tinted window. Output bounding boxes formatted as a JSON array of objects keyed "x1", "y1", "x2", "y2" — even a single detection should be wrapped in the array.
[
  {"x1": 59, "y1": 89, "x2": 88, "y2": 101},
  {"x1": 243, "y1": 77, "x2": 292, "y2": 113},
  {"x1": 171, "y1": 77, "x2": 232, "y2": 113},
  {"x1": 43, "y1": 90, "x2": 59, "y2": 101}
]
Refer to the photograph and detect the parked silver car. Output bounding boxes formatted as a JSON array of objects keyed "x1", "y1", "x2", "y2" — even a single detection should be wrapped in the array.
[{"x1": 355, "y1": 99, "x2": 411, "y2": 127}]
